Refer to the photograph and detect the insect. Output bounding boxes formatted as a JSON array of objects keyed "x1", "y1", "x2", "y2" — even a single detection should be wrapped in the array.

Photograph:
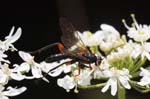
[{"x1": 30, "y1": 18, "x2": 102, "y2": 73}]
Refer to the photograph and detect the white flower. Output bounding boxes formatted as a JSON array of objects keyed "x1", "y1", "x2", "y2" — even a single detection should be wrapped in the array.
[
  {"x1": 0, "y1": 63, "x2": 25, "y2": 84},
  {"x1": 99, "y1": 24, "x2": 124, "y2": 52},
  {"x1": 78, "y1": 31, "x2": 103, "y2": 46},
  {"x1": 131, "y1": 42, "x2": 150, "y2": 60},
  {"x1": 18, "y1": 51, "x2": 43, "y2": 79},
  {"x1": 57, "y1": 75, "x2": 75, "y2": 92},
  {"x1": 75, "y1": 69, "x2": 92, "y2": 86},
  {"x1": 138, "y1": 67, "x2": 150, "y2": 86},
  {"x1": 40, "y1": 59, "x2": 72, "y2": 77},
  {"x1": 0, "y1": 51, "x2": 10, "y2": 64},
  {"x1": 0, "y1": 27, "x2": 22, "y2": 51},
  {"x1": 101, "y1": 68, "x2": 131, "y2": 96},
  {"x1": 0, "y1": 85, "x2": 26, "y2": 99},
  {"x1": 122, "y1": 14, "x2": 150, "y2": 42}
]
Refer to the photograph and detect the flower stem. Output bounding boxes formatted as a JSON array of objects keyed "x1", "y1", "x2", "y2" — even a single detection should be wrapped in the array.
[
  {"x1": 78, "y1": 83, "x2": 106, "y2": 89},
  {"x1": 118, "y1": 83, "x2": 126, "y2": 99}
]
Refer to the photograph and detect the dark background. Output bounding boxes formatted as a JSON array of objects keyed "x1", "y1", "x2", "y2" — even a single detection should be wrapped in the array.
[{"x1": 0, "y1": 0, "x2": 150, "y2": 99}]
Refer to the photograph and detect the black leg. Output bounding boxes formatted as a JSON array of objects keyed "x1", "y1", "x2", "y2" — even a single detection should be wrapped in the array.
[
  {"x1": 45, "y1": 53, "x2": 68, "y2": 63},
  {"x1": 42, "y1": 59, "x2": 77, "y2": 78}
]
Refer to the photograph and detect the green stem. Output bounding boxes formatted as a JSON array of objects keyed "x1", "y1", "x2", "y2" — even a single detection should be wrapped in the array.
[
  {"x1": 78, "y1": 83, "x2": 106, "y2": 89},
  {"x1": 118, "y1": 82, "x2": 126, "y2": 99}
]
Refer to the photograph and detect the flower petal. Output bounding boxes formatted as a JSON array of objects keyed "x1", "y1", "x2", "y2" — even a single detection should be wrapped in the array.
[
  {"x1": 5, "y1": 27, "x2": 22, "y2": 44},
  {"x1": 63, "y1": 64, "x2": 71, "y2": 73},
  {"x1": 10, "y1": 73, "x2": 25, "y2": 81},
  {"x1": 3, "y1": 86, "x2": 27, "y2": 96},
  {"x1": 119, "y1": 76, "x2": 131, "y2": 89},
  {"x1": 5, "y1": 26, "x2": 15, "y2": 39},
  {"x1": 110, "y1": 78, "x2": 117, "y2": 96},
  {"x1": 0, "y1": 96, "x2": 9, "y2": 99},
  {"x1": 48, "y1": 67, "x2": 63, "y2": 77},
  {"x1": 101, "y1": 79, "x2": 111, "y2": 93},
  {"x1": 19, "y1": 51, "x2": 33, "y2": 61},
  {"x1": 31, "y1": 65, "x2": 43, "y2": 78},
  {"x1": 0, "y1": 73, "x2": 8, "y2": 84},
  {"x1": 57, "y1": 75, "x2": 75, "y2": 90},
  {"x1": 19, "y1": 63, "x2": 30, "y2": 72}
]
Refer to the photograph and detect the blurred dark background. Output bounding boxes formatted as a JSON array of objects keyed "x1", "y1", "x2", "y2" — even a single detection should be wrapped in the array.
[{"x1": 0, "y1": 0, "x2": 150, "y2": 99}]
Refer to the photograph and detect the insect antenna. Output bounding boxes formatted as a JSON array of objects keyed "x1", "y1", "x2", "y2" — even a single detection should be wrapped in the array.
[{"x1": 28, "y1": 42, "x2": 60, "y2": 55}]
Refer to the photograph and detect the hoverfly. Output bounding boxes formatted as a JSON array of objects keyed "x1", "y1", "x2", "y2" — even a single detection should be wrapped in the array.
[{"x1": 30, "y1": 18, "x2": 102, "y2": 73}]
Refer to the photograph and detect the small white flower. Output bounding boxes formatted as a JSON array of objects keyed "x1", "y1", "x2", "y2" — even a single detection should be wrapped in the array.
[
  {"x1": 0, "y1": 63, "x2": 25, "y2": 84},
  {"x1": 76, "y1": 69, "x2": 92, "y2": 86},
  {"x1": 131, "y1": 42, "x2": 150, "y2": 60},
  {"x1": 0, "y1": 27, "x2": 22, "y2": 51},
  {"x1": 57, "y1": 75, "x2": 75, "y2": 92},
  {"x1": 101, "y1": 68, "x2": 131, "y2": 96},
  {"x1": 138, "y1": 67, "x2": 150, "y2": 86},
  {"x1": 19, "y1": 51, "x2": 43, "y2": 79},
  {"x1": 99, "y1": 24, "x2": 124, "y2": 53},
  {"x1": 78, "y1": 31, "x2": 103, "y2": 46},
  {"x1": 0, "y1": 85, "x2": 27, "y2": 99},
  {"x1": 122, "y1": 14, "x2": 150, "y2": 42},
  {"x1": 93, "y1": 59, "x2": 110, "y2": 79}
]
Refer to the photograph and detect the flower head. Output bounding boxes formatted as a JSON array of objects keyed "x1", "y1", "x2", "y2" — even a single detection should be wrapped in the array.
[
  {"x1": 101, "y1": 68, "x2": 131, "y2": 96},
  {"x1": 18, "y1": 51, "x2": 43, "y2": 79},
  {"x1": 138, "y1": 67, "x2": 150, "y2": 86},
  {"x1": 99, "y1": 24, "x2": 125, "y2": 53},
  {"x1": 122, "y1": 14, "x2": 150, "y2": 42},
  {"x1": 57, "y1": 75, "x2": 75, "y2": 92},
  {"x1": 0, "y1": 63, "x2": 25, "y2": 84}
]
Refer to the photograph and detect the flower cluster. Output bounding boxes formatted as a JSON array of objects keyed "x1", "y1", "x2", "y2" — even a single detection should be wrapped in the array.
[
  {"x1": 0, "y1": 27, "x2": 26, "y2": 99},
  {"x1": 1, "y1": 14, "x2": 150, "y2": 99}
]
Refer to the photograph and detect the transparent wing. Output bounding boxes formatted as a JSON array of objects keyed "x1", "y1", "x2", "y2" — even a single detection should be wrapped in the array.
[{"x1": 59, "y1": 17, "x2": 90, "y2": 61}]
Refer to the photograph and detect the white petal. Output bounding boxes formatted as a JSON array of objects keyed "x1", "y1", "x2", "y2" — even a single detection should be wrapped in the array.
[
  {"x1": 5, "y1": 26, "x2": 15, "y2": 39},
  {"x1": 57, "y1": 78, "x2": 63, "y2": 87},
  {"x1": 19, "y1": 51, "x2": 33, "y2": 61},
  {"x1": 24, "y1": 76, "x2": 34, "y2": 79},
  {"x1": 100, "y1": 24, "x2": 119, "y2": 35},
  {"x1": 0, "y1": 73, "x2": 8, "y2": 84},
  {"x1": 138, "y1": 76, "x2": 150, "y2": 86},
  {"x1": 0, "y1": 96, "x2": 9, "y2": 99},
  {"x1": 139, "y1": 67, "x2": 150, "y2": 76},
  {"x1": 10, "y1": 73, "x2": 25, "y2": 81},
  {"x1": 57, "y1": 75, "x2": 75, "y2": 90},
  {"x1": 3, "y1": 86, "x2": 27, "y2": 96},
  {"x1": 5, "y1": 27, "x2": 22, "y2": 44},
  {"x1": 19, "y1": 63, "x2": 30, "y2": 72},
  {"x1": 144, "y1": 52, "x2": 150, "y2": 60},
  {"x1": 110, "y1": 78, "x2": 117, "y2": 96},
  {"x1": 42, "y1": 77, "x2": 50, "y2": 83},
  {"x1": 48, "y1": 67, "x2": 63, "y2": 77},
  {"x1": 0, "y1": 85, "x2": 5, "y2": 91},
  {"x1": 101, "y1": 79, "x2": 111, "y2": 93},
  {"x1": 31, "y1": 66, "x2": 43, "y2": 78},
  {"x1": 119, "y1": 76, "x2": 131, "y2": 89},
  {"x1": 63, "y1": 65, "x2": 71, "y2": 73}
]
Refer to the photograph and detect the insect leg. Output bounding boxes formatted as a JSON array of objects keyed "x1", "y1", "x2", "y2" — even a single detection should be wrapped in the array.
[
  {"x1": 74, "y1": 62, "x2": 90, "y2": 76},
  {"x1": 42, "y1": 59, "x2": 77, "y2": 78},
  {"x1": 45, "y1": 53, "x2": 68, "y2": 63},
  {"x1": 48, "y1": 59, "x2": 77, "y2": 73}
]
